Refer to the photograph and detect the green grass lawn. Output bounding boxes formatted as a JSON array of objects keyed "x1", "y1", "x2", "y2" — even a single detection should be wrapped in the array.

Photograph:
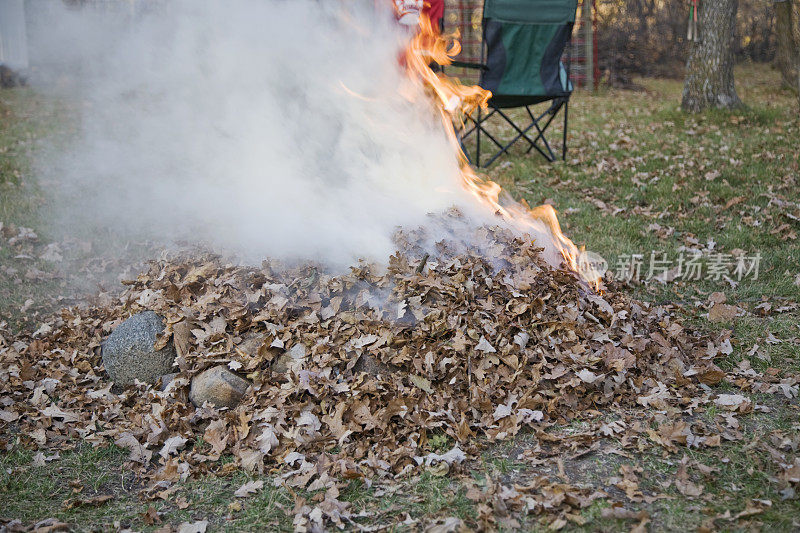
[
  {"x1": 1, "y1": 64, "x2": 799, "y2": 531},
  {"x1": 0, "y1": 88, "x2": 76, "y2": 331}
]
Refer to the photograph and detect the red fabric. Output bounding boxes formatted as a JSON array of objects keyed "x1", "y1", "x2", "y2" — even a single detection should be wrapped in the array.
[{"x1": 424, "y1": 0, "x2": 444, "y2": 28}]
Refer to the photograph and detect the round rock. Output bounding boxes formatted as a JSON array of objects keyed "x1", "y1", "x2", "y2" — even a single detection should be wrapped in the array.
[
  {"x1": 190, "y1": 365, "x2": 250, "y2": 409},
  {"x1": 102, "y1": 311, "x2": 176, "y2": 387}
]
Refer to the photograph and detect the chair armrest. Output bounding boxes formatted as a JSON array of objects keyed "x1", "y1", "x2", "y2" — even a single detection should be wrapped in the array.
[{"x1": 449, "y1": 60, "x2": 488, "y2": 71}]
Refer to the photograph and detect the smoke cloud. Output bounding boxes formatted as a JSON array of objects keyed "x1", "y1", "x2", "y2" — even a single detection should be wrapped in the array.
[{"x1": 29, "y1": 0, "x2": 490, "y2": 268}]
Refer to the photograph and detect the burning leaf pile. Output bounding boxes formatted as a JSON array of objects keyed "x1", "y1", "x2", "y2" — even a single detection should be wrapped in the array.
[{"x1": 5, "y1": 214, "x2": 795, "y2": 529}]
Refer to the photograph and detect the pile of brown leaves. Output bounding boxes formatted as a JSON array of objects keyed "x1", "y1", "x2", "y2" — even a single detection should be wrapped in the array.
[{"x1": 1, "y1": 217, "x2": 796, "y2": 529}]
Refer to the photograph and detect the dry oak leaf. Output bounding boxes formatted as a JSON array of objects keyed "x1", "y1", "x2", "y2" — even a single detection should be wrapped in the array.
[
  {"x1": 41, "y1": 405, "x2": 80, "y2": 423},
  {"x1": 696, "y1": 364, "x2": 726, "y2": 385},
  {"x1": 115, "y1": 432, "x2": 153, "y2": 464},
  {"x1": 159, "y1": 436, "x2": 188, "y2": 458},
  {"x1": 204, "y1": 419, "x2": 229, "y2": 455},
  {"x1": 475, "y1": 336, "x2": 496, "y2": 353},
  {"x1": 177, "y1": 520, "x2": 208, "y2": 533},
  {"x1": 62, "y1": 494, "x2": 113, "y2": 510},
  {"x1": 576, "y1": 369, "x2": 601, "y2": 384},
  {"x1": 647, "y1": 421, "x2": 689, "y2": 452},
  {"x1": 234, "y1": 479, "x2": 264, "y2": 498},
  {"x1": 708, "y1": 303, "x2": 740, "y2": 322},
  {"x1": 714, "y1": 394, "x2": 751, "y2": 412},
  {"x1": 410, "y1": 374, "x2": 434, "y2": 394},
  {"x1": 600, "y1": 507, "x2": 649, "y2": 521},
  {"x1": 675, "y1": 458, "x2": 704, "y2": 497},
  {"x1": 0, "y1": 408, "x2": 19, "y2": 422}
]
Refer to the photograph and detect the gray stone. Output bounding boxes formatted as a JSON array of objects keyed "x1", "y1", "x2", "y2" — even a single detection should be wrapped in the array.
[
  {"x1": 190, "y1": 365, "x2": 250, "y2": 409},
  {"x1": 102, "y1": 311, "x2": 176, "y2": 387}
]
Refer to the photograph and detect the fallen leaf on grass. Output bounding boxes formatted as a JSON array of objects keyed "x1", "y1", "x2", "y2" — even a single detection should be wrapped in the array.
[
  {"x1": 708, "y1": 303, "x2": 740, "y2": 322},
  {"x1": 239, "y1": 449, "x2": 264, "y2": 474},
  {"x1": 730, "y1": 503, "x2": 764, "y2": 520},
  {"x1": 424, "y1": 517, "x2": 464, "y2": 533},
  {"x1": 631, "y1": 516, "x2": 651, "y2": 533},
  {"x1": 600, "y1": 506, "x2": 649, "y2": 520},
  {"x1": 675, "y1": 476, "x2": 704, "y2": 497},
  {"x1": 142, "y1": 505, "x2": 161, "y2": 525},
  {"x1": 234, "y1": 479, "x2": 264, "y2": 498},
  {"x1": 696, "y1": 365, "x2": 726, "y2": 385},
  {"x1": 177, "y1": 520, "x2": 208, "y2": 533},
  {"x1": 414, "y1": 446, "x2": 466, "y2": 467},
  {"x1": 62, "y1": 494, "x2": 113, "y2": 510},
  {"x1": 13, "y1": 518, "x2": 69, "y2": 533},
  {"x1": 715, "y1": 394, "x2": 751, "y2": 412},
  {"x1": 159, "y1": 436, "x2": 188, "y2": 458},
  {"x1": 204, "y1": 419, "x2": 229, "y2": 455},
  {"x1": 176, "y1": 496, "x2": 190, "y2": 509},
  {"x1": 115, "y1": 432, "x2": 153, "y2": 464},
  {"x1": 41, "y1": 405, "x2": 80, "y2": 423},
  {"x1": 32, "y1": 451, "x2": 60, "y2": 467},
  {"x1": 674, "y1": 455, "x2": 705, "y2": 497}
]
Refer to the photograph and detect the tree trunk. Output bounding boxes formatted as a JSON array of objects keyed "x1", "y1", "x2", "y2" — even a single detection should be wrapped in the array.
[
  {"x1": 794, "y1": 1, "x2": 800, "y2": 107},
  {"x1": 775, "y1": 0, "x2": 800, "y2": 94},
  {"x1": 681, "y1": 0, "x2": 742, "y2": 112}
]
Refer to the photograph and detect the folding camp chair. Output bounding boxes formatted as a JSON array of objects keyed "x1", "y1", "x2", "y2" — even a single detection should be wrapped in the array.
[{"x1": 447, "y1": 0, "x2": 578, "y2": 167}]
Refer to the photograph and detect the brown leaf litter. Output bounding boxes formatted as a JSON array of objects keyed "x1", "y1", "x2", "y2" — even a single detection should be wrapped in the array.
[{"x1": 1, "y1": 214, "x2": 797, "y2": 530}]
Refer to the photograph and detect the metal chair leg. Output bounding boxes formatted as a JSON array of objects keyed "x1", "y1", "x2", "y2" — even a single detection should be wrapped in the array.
[
  {"x1": 562, "y1": 99, "x2": 568, "y2": 161},
  {"x1": 476, "y1": 107, "x2": 481, "y2": 168},
  {"x1": 462, "y1": 97, "x2": 571, "y2": 167}
]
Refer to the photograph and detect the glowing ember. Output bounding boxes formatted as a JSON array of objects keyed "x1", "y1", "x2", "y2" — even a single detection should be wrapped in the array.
[{"x1": 404, "y1": 14, "x2": 601, "y2": 290}]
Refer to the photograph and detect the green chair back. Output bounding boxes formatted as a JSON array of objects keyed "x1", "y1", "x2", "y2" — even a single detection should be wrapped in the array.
[{"x1": 480, "y1": 0, "x2": 578, "y2": 107}]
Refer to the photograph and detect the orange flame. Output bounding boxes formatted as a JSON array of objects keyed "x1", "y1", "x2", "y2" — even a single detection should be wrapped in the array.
[{"x1": 403, "y1": 14, "x2": 600, "y2": 289}]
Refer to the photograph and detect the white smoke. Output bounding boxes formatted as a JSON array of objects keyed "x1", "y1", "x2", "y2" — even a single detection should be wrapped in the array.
[{"x1": 28, "y1": 0, "x2": 491, "y2": 267}]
